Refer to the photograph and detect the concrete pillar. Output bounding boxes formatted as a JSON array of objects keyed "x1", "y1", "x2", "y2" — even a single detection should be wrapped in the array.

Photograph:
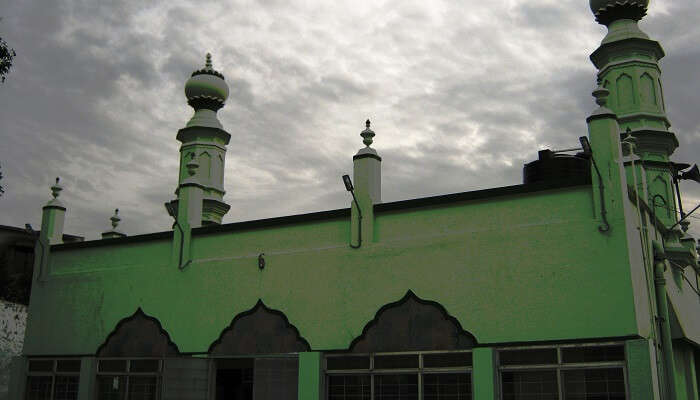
[
  {"x1": 351, "y1": 120, "x2": 381, "y2": 247},
  {"x1": 586, "y1": 86, "x2": 627, "y2": 231},
  {"x1": 40, "y1": 177, "x2": 66, "y2": 245},
  {"x1": 298, "y1": 352, "x2": 322, "y2": 400},
  {"x1": 473, "y1": 347, "x2": 495, "y2": 400},
  {"x1": 172, "y1": 155, "x2": 204, "y2": 269},
  {"x1": 77, "y1": 357, "x2": 96, "y2": 400},
  {"x1": 626, "y1": 338, "x2": 659, "y2": 400},
  {"x1": 7, "y1": 356, "x2": 26, "y2": 400}
]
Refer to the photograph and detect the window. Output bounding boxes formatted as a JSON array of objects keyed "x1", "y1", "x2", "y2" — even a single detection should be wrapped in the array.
[
  {"x1": 25, "y1": 359, "x2": 81, "y2": 400},
  {"x1": 497, "y1": 344, "x2": 627, "y2": 400},
  {"x1": 326, "y1": 351, "x2": 472, "y2": 400},
  {"x1": 96, "y1": 359, "x2": 161, "y2": 400}
]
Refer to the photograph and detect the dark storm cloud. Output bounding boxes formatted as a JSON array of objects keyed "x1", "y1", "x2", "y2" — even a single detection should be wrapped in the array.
[{"x1": 1, "y1": 0, "x2": 700, "y2": 239}]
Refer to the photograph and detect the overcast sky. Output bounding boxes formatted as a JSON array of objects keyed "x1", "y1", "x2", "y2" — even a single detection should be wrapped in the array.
[{"x1": 1, "y1": 0, "x2": 699, "y2": 240}]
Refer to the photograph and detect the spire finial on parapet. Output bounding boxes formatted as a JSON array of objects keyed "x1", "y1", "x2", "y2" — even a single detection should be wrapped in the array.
[
  {"x1": 205, "y1": 53, "x2": 213, "y2": 70},
  {"x1": 110, "y1": 209, "x2": 121, "y2": 229},
  {"x1": 50, "y1": 177, "x2": 62, "y2": 199},
  {"x1": 361, "y1": 119, "x2": 375, "y2": 147}
]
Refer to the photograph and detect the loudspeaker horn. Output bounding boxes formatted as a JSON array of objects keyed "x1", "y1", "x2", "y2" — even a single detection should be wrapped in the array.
[{"x1": 680, "y1": 164, "x2": 700, "y2": 184}]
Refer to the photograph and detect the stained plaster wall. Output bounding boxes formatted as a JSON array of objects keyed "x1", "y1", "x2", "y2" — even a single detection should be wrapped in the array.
[
  {"x1": 0, "y1": 300, "x2": 27, "y2": 400},
  {"x1": 23, "y1": 185, "x2": 640, "y2": 356}
]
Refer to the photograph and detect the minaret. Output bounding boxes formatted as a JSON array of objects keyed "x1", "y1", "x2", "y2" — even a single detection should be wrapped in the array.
[
  {"x1": 168, "y1": 53, "x2": 231, "y2": 226},
  {"x1": 589, "y1": 0, "x2": 679, "y2": 225}
]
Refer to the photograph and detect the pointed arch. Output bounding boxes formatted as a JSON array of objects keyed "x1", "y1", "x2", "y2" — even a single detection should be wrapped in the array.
[
  {"x1": 349, "y1": 290, "x2": 477, "y2": 353},
  {"x1": 96, "y1": 308, "x2": 180, "y2": 357},
  {"x1": 616, "y1": 73, "x2": 634, "y2": 107},
  {"x1": 208, "y1": 300, "x2": 310, "y2": 355},
  {"x1": 640, "y1": 73, "x2": 657, "y2": 105},
  {"x1": 199, "y1": 151, "x2": 212, "y2": 180}
]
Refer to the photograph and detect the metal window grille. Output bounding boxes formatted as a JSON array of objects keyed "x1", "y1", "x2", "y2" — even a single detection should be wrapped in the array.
[
  {"x1": 96, "y1": 359, "x2": 162, "y2": 400},
  {"x1": 325, "y1": 351, "x2": 473, "y2": 400},
  {"x1": 25, "y1": 359, "x2": 81, "y2": 400},
  {"x1": 496, "y1": 342, "x2": 628, "y2": 400}
]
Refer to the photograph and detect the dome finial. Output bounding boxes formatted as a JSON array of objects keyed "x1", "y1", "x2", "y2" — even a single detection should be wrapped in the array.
[
  {"x1": 110, "y1": 209, "x2": 121, "y2": 229},
  {"x1": 205, "y1": 53, "x2": 213, "y2": 70},
  {"x1": 590, "y1": 0, "x2": 649, "y2": 25},
  {"x1": 50, "y1": 177, "x2": 62, "y2": 199},
  {"x1": 361, "y1": 119, "x2": 375, "y2": 147}
]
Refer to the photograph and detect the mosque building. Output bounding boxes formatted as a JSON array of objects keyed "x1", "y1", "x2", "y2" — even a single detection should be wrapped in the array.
[{"x1": 7, "y1": 0, "x2": 700, "y2": 399}]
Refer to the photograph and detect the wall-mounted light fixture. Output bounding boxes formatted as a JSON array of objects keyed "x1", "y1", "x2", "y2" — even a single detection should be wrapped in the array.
[
  {"x1": 165, "y1": 202, "x2": 191, "y2": 270},
  {"x1": 342, "y1": 174, "x2": 362, "y2": 248},
  {"x1": 579, "y1": 136, "x2": 610, "y2": 232}
]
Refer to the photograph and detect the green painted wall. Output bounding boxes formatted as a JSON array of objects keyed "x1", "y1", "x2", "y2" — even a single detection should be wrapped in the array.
[{"x1": 23, "y1": 185, "x2": 639, "y2": 355}]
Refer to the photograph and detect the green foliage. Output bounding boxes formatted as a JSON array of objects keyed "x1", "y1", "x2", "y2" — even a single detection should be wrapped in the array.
[{"x1": 0, "y1": 24, "x2": 16, "y2": 84}]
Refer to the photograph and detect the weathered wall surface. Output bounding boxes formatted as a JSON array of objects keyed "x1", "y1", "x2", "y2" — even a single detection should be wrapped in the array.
[
  {"x1": 23, "y1": 185, "x2": 639, "y2": 355},
  {"x1": 0, "y1": 300, "x2": 27, "y2": 400}
]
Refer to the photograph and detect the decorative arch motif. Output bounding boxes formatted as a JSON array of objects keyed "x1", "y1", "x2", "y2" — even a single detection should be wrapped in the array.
[
  {"x1": 616, "y1": 73, "x2": 635, "y2": 107},
  {"x1": 640, "y1": 73, "x2": 657, "y2": 105},
  {"x1": 208, "y1": 300, "x2": 310, "y2": 355},
  {"x1": 199, "y1": 151, "x2": 212, "y2": 180},
  {"x1": 96, "y1": 308, "x2": 180, "y2": 357},
  {"x1": 349, "y1": 290, "x2": 477, "y2": 353}
]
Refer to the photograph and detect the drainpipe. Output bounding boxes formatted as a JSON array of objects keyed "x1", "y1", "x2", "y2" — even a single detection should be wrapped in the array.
[{"x1": 653, "y1": 240, "x2": 677, "y2": 400}]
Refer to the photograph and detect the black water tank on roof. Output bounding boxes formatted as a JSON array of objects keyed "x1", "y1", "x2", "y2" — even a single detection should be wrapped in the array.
[{"x1": 523, "y1": 149, "x2": 591, "y2": 184}]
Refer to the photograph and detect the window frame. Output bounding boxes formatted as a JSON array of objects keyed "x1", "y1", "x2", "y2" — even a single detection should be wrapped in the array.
[
  {"x1": 25, "y1": 358, "x2": 81, "y2": 400},
  {"x1": 495, "y1": 342, "x2": 629, "y2": 400},
  {"x1": 95, "y1": 358, "x2": 163, "y2": 400},
  {"x1": 325, "y1": 350, "x2": 474, "y2": 400}
]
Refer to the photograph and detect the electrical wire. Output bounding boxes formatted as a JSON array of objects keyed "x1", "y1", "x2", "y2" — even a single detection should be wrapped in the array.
[{"x1": 668, "y1": 260, "x2": 700, "y2": 298}]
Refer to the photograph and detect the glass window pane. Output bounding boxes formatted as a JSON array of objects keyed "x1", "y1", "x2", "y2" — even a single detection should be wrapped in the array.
[
  {"x1": 499, "y1": 349, "x2": 558, "y2": 365},
  {"x1": 562, "y1": 368, "x2": 626, "y2": 400},
  {"x1": 53, "y1": 376, "x2": 79, "y2": 400},
  {"x1": 98, "y1": 360, "x2": 127, "y2": 373},
  {"x1": 374, "y1": 355, "x2": 419, "y2": 369},
  {"x1": 328, "y1": 375, "x2": 371, "y2": 400},
  {"x1": 501, "y1": 370, "x2": 558, "y2": 400},
  {"x1": 129, "y1": 360, "x2": 160, "y2": 373},
  {"x1": 561, "y1": 346, "x2": 625, "y2": 363},
  {"x1": 423, "y1": 353, "x2": 472, "y2": 368},
  {"x1": 128, "y1": 376, "x2": 159, "y2": 400},
  {"x1": 25, "y1": 376, "x2": 53, "y2": 400},
  {"x1": 56, "y1": 360, "x2": 81, "y2": 373},
  {"x1": 97, "y1": 375, "x2": 126, "y2": 400},
  {"x1": 374, "y1": 374, "x2": 418, "y2": 400},
  {"x1": 327, "y1": 356, "x2": 370, "y2": 370},
  {"x1": 423, "y1": 373, "x2": 471, "y2": 400},
  {"x1": 28, "y1": 360, "x2": 54, "y2": 372}
]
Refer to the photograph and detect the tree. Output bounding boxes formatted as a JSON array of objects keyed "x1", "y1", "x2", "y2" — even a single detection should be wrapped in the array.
[{"x1": 0, "y1": 19, "x2": 16, "y2": 83}]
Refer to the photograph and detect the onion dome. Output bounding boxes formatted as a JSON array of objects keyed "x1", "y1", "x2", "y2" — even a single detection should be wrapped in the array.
[
  {"x1": 184, "y1": 53, "x2": 229, "y2": 111},
  {"x1": 590, "y1": 0, "x2": 649, "y2": 25}
]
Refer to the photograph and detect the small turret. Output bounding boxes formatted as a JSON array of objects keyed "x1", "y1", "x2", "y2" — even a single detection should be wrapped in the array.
[
  {"x1": 40, "y1": 177, "x2": 66, "y2": 245},
  {"x1": 350, "y1": 119, "x2": 382, "y2": 247},
  {"x1": 101, "y1": 209, "x2": 126, "y2": 239}
]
